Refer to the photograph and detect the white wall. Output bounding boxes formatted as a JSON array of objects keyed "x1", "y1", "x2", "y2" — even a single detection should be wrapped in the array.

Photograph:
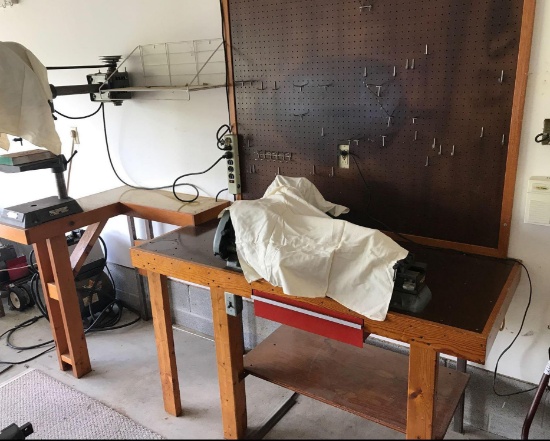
[
  {"x1": 0, "y1": 0, "x2": 230, "y2": 265},
  {"x1": 1, "y1": 0, "x2": 550, "y2": 385}
]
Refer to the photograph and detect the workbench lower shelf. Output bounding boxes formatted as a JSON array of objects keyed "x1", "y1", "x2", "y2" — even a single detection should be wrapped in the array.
[{"x1": 244, "y1": 326, "x2": 469, "y2": 439}]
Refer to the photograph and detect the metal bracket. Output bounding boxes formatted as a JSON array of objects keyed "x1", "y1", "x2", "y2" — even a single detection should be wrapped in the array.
[{"x1": 225, "y1": 292, "x2": 243, "y2": 316}]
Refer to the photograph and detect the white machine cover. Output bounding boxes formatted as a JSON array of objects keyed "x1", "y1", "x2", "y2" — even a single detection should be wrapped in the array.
[
  {"x1": 229, "y1": 176, "x2": 409, "y2": 321},
  {"x1": 0, "y1": 41, "x2": 61, "y2": 154}
]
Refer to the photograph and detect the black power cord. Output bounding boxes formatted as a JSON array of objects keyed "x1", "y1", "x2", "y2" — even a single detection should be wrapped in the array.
[
  {"x1": 172, "y1": 155, "x2": 228, "y2": 203},
  {"x1": 348, "y1": 150, "x2": 536, "y2": 397},
  {"x1": 0, "y1": 234, "x2": 140, "y2": 366},
  {"x1": 101, "y1": 105, "x2": 231, "y2": 203},
  {"x1": 54, "y1": 103, "x2": 104, "y2": 120},
  {"x1": 216, "y1": 188, "x2": 228, "y2": 201}
]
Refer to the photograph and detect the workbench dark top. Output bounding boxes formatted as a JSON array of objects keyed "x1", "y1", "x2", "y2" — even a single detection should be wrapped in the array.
[{"x1": 135, "y1": 219, "x2": 517, "y2": 333}]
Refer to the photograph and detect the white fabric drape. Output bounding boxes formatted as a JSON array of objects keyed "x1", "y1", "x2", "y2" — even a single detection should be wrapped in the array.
[
  {"x1": 0, "y1": 41, "x2": 61, "y2": 153},
  {"x1": 229, "y1": 176, "x2": 408, "y2": 321}
]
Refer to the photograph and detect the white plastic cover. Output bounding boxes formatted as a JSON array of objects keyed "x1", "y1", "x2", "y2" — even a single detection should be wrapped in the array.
[
  {"x1": 229, "y1": 176, "x2": 409, "y2": 321},
  {"x1": 0, "y1": 41, "x2": 61, "y2": 154}
]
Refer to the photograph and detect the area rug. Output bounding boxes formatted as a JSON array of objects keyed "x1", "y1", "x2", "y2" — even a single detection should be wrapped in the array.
[{"x1": 0, "y1": 369, "x2": 164, "y2": 439}]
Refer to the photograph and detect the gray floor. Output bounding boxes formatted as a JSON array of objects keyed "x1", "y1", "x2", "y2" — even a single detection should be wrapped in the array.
[{"x1": 0, "y1": 303, "x2": 505, "y2": 440}]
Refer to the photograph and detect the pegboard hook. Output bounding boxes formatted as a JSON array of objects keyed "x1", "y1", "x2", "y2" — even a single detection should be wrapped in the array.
[
  {"x1": 329, "y1": 167, "x2": 334, "y2": 177},
  {"x1": 311, "y1": 165, "x2": 316, "y2": 176},
  {"x1": 498, "y1": 70, "x2": 504, "y2": 84},
  {"x1": 359, "y1": 3, "x2": 372, "y2": 12},
  {"x1": 256, "y1": 80, "x2": 266, "y2": 90},
  {"x1": 318, "y1": 82, "x2": 333, "y2": 91},
  {"x1": 272, "y1": 81, "x2": 279, "y2": 90},
  {"x1": 451, "y1": 145, "x2": 455, "y2": 156},
  {"x1": 293, "y1": 110, "x2": 309, "y2": 120},
  {"x1": 293, "y1": 80, "x2": 309, "y2": 92}
]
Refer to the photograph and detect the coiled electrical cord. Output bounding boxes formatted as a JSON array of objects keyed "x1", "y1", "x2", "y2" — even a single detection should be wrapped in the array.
[
  {"x1": 0, "y1": 235, "x2": 140, "y2": 365},
  {"x1": 101, "y1": 105, "x2": 230, "y2": 203}
]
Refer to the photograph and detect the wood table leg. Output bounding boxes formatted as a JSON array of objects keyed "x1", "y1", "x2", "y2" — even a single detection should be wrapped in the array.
[
  {"x1": 33, "y1": 237, "x2": 92, "y2": 377},
  {"x1": 406, "y1": 342, "x2": 439, "y2": 439},
  {"x1": 210, "y1": 287, "x2": 247, "y2": 439},
  {"x1": 148, "y1": 271, "x2": 182, "y2": 416}
]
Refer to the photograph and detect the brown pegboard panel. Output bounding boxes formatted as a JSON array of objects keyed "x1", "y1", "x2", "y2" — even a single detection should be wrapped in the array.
[{"x1": 229, "y1": 0, "x2": 524, "y2": 249}]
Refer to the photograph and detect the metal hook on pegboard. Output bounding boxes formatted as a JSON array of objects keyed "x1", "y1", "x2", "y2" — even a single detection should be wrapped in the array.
[
  {"x1": 317, "y1": 82, "x2": 333, "y2": 91},
  {"x1": 293, "y1": 110, "x2": 309, "y2": 121},
  {"x1": 293, "y1": 81, "x2": 309, "y2": 92}
]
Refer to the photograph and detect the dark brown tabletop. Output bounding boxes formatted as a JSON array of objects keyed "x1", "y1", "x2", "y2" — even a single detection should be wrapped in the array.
[{"x1": 136, "y1": 219, "x2": 517, "y2": 334}]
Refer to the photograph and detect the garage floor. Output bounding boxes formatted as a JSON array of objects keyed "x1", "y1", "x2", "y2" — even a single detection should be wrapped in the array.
[{"x1": 0, "y1": 303, "x2": 504, "y2": 440}]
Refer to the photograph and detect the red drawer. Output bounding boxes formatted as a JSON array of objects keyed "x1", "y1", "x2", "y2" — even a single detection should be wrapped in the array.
[{"x1": 252, "y1": 290, "x2": 365, "y2": 348}]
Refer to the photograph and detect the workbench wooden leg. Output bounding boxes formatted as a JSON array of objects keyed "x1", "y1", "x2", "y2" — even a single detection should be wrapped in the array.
[
  {"x1": 148, "y1": 271, "x2": 182, "y2": 416},
  {"x1": 210, "y1": 287, "x2": 247, "y2": 440},
  {"x1": 34, "y1": 237, "x2": 92, "y2": 378},
  {"x1": 407, "y1": 343, "x2": 439, "y2": 439}
]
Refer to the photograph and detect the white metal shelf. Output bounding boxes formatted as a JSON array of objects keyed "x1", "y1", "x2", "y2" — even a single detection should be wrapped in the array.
[{"x1": 101, "y1": 38, "x2": 226, "y2": 101}]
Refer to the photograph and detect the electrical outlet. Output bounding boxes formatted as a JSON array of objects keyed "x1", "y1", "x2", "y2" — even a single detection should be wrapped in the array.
[
  {"x1": 223, "y1": 134, "x2": 241, "y2": 194},
  {"x1": 70, "y1": 127, "x2": 80, "y2": 144},
  {"x1": 338, "y1": 144, "x2": 350, "y2": 168}
]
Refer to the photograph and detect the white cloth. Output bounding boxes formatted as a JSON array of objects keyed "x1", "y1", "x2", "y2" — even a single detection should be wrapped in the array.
[
  {"x1": 229, "y1": 176, "x2": 409, "y2": 321},
  {"x1": 0, "y1": 41, "x2": 61, "y2": 154}
]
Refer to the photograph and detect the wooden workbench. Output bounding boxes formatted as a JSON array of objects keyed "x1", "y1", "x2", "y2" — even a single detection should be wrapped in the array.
[
  {"x1": 0, "y1": 187, "x2": 229, "y2": 378},
  {"x1": 130, "y1": 219, "x2": 521, "y2": 439}
]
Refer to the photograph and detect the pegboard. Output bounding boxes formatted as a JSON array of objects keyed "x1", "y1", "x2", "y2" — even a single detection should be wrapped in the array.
[{"x1": 226, "y1": 0, "x2": 530, "y2": 252}]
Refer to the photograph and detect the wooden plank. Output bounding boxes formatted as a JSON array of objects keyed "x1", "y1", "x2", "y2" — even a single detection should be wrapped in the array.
[
  {"x1": 498, "y1": 0, "x2": 537, "y2": 257},
  {"x1": 385, "y1": 232, "x2": 503, "y2": 258},
  {"x1": 221, "y1": 0, "x2": 242, "y2": 202},
  {"x1": 70, "y1": 220, "x2": 107, "y2": 277},
  {"x1": 32, "y1": 241, "x2": 71, "y2": 372},
  {"x1": 25, "y1": 203, "x2": 125, "y2": 245},
  {"x1": 147, "y1": 271, "x2": 182, "y2": 416},
  {"x1": 46, "y1": 282, "x2": 59, "y2": 300},
  {"x1": 210, "y1": 287, "x2": 247, "y2": 439},
  {"x1": 46, "y1": 235, "x2": 91, "y2": 378},
  {"x1": 130, "y1": 246, "x2": 489, "y2": 362},
  {"x1": 0, "y1": 223, "x2": 28, "y2": 244},
  {"x1": 221, "y1": 0, "x2": 238, "y2": 135},
  {"x1": 244, "y1": 326, "x2": 468, "y2": 439},
  {"x1": 60, "y1": 353, "x2": 72, "y2": 365},
  {"x1": 407, "y1": 343, "x2": 439, "y2": 439}
]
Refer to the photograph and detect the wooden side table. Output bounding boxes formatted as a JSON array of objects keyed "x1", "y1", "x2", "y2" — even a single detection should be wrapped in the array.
[{"x1": 0, "y1": 187, "x2": 229, "y2": 378}]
